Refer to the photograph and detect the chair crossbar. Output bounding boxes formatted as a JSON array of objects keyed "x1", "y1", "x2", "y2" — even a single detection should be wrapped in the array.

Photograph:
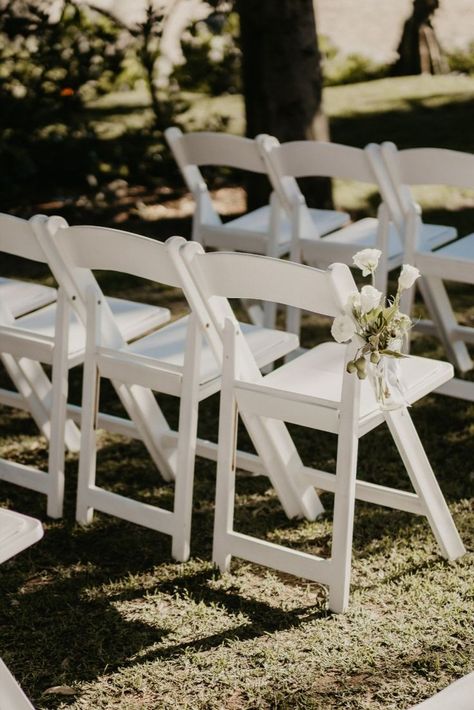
[
  {"x1": 83, "y1": 486, "x2": 175, "y2": 535},
  {"x1": 225, "y1": 531, "x2": 333, "y2": 585},
  {"x1": 301, "y1": 466, "x2": 425, "y2": 515},
  {"x1": 235, "y1": 386, "x2": 340, "y2": 434},
  {"x1": 0, "y1": 460, "x2": 49, "y2": 494}
]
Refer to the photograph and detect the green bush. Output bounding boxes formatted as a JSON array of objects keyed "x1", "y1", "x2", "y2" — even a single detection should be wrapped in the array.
[
  {"x1": 320, "y1": 35, "x2": 389, "y2": 87},
  {"x1": 0, "y1": 0, "x2": 128, "y2": 195},
  {"x1": 173, "y1": 11, "x2": 241, "y2": 95},
  {"x1": 448, "y1": 42, "x2": 474, "y2": 75}
]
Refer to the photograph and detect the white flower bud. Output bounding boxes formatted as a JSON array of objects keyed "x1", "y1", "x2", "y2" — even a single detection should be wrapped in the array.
[
  {"x1": 352, "y1": 248, "x2": 382, "y2": 276},
  {"x1": 398, "y1": 264, "x2": 420, "y2": 291}
]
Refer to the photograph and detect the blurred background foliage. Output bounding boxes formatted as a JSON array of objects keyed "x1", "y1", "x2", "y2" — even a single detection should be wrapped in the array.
[{"x1": 1, "y1": 0, "x2": 474, "y2": 207}]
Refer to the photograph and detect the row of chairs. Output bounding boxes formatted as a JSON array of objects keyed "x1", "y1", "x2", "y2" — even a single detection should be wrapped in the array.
[
  {"x1": 0, "y1": 213, "x2": 465, "y2": 614},
  {"x1": 167, "y1": 129, "x2": 474, "y2": 399}
]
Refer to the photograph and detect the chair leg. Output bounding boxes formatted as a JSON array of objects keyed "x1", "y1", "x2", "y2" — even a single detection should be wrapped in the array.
[
  {"x1": 212, "y1": 321, "x2": 239, "y2": 573},
  {"x1": 171, "y1": 318, "x2": 202, "y2": 562},
  {"x1": 76, "y1": 361, "x2": 100, "y2": 525},
  {"x1": 385, "y1": 407, "x2": 465, "y2": 560},
  {"x1": 46, "y1": 295, "x2": 70, "y2": 518},
  {"x1": 212, "y1": 393, "x2": 238, "y2": 574},
  {"x1": 1, "y1": 354, "x2": 80, "y2": 452},
  {"x1": 262, "y1": 300, "x2": 277, "y2": 330},
  {"x1": 286, "y1": 306, "x2": 302, "y2": 338},
  {"x1": 328, "y1": 427, "x2": 359, "y2": 614},
  {"x1": 419, "y1": 276, "x2": 472, "y2": 373}
]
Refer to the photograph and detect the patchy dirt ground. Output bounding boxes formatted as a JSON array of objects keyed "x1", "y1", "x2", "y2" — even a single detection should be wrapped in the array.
[{"x1": 316, "y1": 0, "x2": 474, "y2": 62}]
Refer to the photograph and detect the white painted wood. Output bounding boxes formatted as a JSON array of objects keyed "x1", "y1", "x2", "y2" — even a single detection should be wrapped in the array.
[
  {"x1": 384, "y1": 408, "x2": 465, "y2": 561},
  {"x1": 409, "y1": 672, "x2": 474, "y2": 710},
  {"x1": 38, "y1": 222, "x2": 297, "y2": 560},
  {"x1": 373, "y1": 143, "x2": 474, "y2": 401},
  {"x1": 0, "y1": 212, "x2": 170, "y2": 515},
  {"x1": 177, "y1": 239, "x2": 465, "y2": 611},
  {"x1": 0, "y1": 658, "x2": 36, "y2": 710},
  {"x1": 0, "y1": 507, "x2": 43, "y2": 564},
  {"x1": 0, "y1": 508, "x2": 42, "y2": 710},
  {"x1": 257, "y1": 136, "x2": 397, "y2": 337},
  {"x1": 165, "y1": 128, "x2": 348, "y2": 329}
]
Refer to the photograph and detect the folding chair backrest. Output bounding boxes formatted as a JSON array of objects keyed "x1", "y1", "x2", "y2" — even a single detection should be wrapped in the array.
[
  {"x1": 0, "y1": 213, "x2": 47, "y2": 263},
  {"x1": 36, "y1": 218, "x2": 182, "y2": 349},
  {"x1": 258, "y1": 136, "x2": 377, "y2": 237},
  {"x1": 0, "y1": 213, "x2": 50, "y2": 323},
  {"x1": 176, "y1": 239, "x2": 356, "y2": 383},
  {"x1": 380, "y1": 142, "x2": 474, "y2": 221},
  {"x1": 165, "y1": 127, "x2": 268, "y2": 230}
]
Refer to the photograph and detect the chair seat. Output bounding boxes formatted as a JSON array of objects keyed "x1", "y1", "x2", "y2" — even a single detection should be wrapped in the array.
[
  {"x1": 302, "y1": 219, "x2": 456, "y2": 265},
  {"x1": 128, "y1": 315, "x2": 299, "y2": 388},
  {"x1": 260, "y1": 342, "x2": 453, "y2": 424},
  {"x1": 0, "y1": 507, "x2": 43, "y2": 564},
  {"x1": 434, "y1": 232, "x2": 474, "y2": 260},
  {"x1": 12, "y1": 297, "x2": 170, "y2": 359},
  {"x1": 420, "y1": 222, "x2": 457, "y2": 251},
  {"x1": 0, "y1": 277, "x2": 56, "y2": 317},
  {"x1": 416, "y1": 233, "x2": 474, "y2": 284},
  {"x1": 319, "y1": 218, "x2": 403, "y2": 257},
  {"x1": 201, "y1": 205, "x2": 350, "y2": 254},
  {"x1": 410, "y1": 672, "x2": 474, "y2": 709}
]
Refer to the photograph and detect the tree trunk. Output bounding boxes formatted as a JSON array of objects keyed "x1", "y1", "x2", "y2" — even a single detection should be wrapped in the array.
[
  {"x1": 237, "y1": 0, "x2": 332, "y2": 209},
  {"x1": 393, "y1": 0, "x2": 448, "y2": 76}
]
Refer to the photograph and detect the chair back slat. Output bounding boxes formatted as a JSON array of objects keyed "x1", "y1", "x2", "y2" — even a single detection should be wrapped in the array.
[
  {"x1": 167, "y1": 129, "x2": 266, "y2": 173},
  {"x1": 0, "y1": 214, "x2": 47, "y2": 262},
  {"x1": 274, "y1": 141, "x2": 376, "y2": 183},
  {"x1": 35, "y1": 219, "x2": 182, "y2": 349},
  {"x1": 395, "y1": 147, "x2": 474, "y2": 189},
  {"x1": 51, "y1": 226, "x2": 182, "y2": 287},
  {"x1": 190, "y1": 251, "x2": 354, "y2": 318}
]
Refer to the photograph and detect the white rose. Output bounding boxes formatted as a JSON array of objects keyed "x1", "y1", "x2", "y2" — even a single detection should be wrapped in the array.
[
  {"x1": 398, "y1": 264, "x2": 420, "y2": 291},
  {"x1": 345, "y1": 290, "x2": 361, "y2": 314},
  {"x1": 331, "y1": 314, "x2": 356, "y2": 343},
  {"x1": 352, "y1": 248, "x2": 382, "y2": 276},
  {"x1": 360, "y1": 285, "x2": 382, "y2": 314}
]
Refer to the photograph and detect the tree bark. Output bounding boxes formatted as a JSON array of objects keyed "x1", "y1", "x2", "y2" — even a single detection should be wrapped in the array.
[{"x1": 237, "y1": 0, "x2": 331, "y2": 209}]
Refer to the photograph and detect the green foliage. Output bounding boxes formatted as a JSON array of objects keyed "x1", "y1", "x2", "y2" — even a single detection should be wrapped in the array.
[
  {"x1": 0, "y1": 0, "x2": 129, "y2": 194},
  {"x1": 448, "y1": 41, "x2": 474, "y2": 75},
  {"x1": 320, "y1": 35, "x2": 389, "y2": 87},
  {"x1": 173, "y1": 10, "x2": 241, "y2": 95}
]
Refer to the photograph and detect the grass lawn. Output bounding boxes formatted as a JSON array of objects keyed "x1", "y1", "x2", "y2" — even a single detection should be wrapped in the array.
[{"x1": 1, "y1": 75, "x2": 473, "y2": 709}]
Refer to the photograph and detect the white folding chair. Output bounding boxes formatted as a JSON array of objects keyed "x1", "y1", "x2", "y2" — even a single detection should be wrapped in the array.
[
  {"x1": 0, "y1": 213, "x2": 170, "y2": 517},
  {"x1": 257, "y1": 136, "x2": 406, "y2": 335},
  {"x1": 0, "y1": 507, "x2": 43, "y2": 710},
  {"x1": 175, "y1": 240, "x2": 465, "y2": 612},
  {"x1": 367, "y1": 142, "x2": 458, "y2": 262},
  {"x1": 165, "y1": 128, "x2": 350, "y2": 328},
  {"x1": 38, "y1": 220, "x2": 307, "y2": 561},
  {"x1": 375, "y1": 144, "x2": 474, "y2": 401},
  {"x1": 0, "y1": 278, "x2": 56, "y2": 318},
  {"x1": 409, "y1": 673, "x2": 474, "y2": 710}
]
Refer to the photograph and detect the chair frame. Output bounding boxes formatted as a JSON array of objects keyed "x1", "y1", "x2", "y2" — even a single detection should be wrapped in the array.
[
  {"x1": 165, "y1": 128, "x2": 349, "y2": 329},
  {"x1": 174, "y1": 239, "x2": 465, "y2": 612},
  {"x1": 256, "y1": 136, "x2": 396, "y2": 334},
  {"x1": 375, "y1": 142, "x2": 474, "y2": 401},
  {"x1": 38, "y1": 221, "x2": 307, "y2": 560}
]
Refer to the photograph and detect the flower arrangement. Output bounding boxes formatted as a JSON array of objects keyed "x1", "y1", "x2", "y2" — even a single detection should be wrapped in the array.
[{"x1": 331, "y1": 249, "x2": 420, "y2": 408}]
